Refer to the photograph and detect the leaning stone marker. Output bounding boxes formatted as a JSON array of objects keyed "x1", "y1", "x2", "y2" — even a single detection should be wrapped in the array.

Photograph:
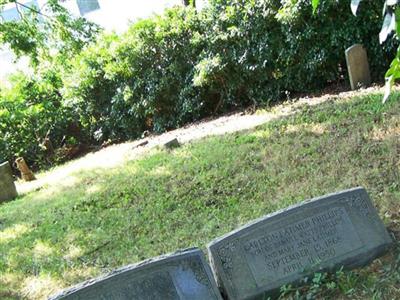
[
  {"x1": 49, "y1": 248, "x2": 222, "y2": 300},
  {"x1": 15, "y1": 157, "x2": 36, "y2": 181},
  {"x1": 0, "y1": 161, "x2": 18, "y2": 203},
  {"x1": 345, "y1": 44, "x2": 371, "y2": 90},
  {"x1": 208, "y1": 187, "x2": 392, "y2": 300}
]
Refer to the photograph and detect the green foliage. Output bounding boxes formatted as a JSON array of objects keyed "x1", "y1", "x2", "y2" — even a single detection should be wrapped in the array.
[
  {"x1": 279, "y1": 269, "x2": 349, "y2": 299},
  {"x1": 0, "y1": 0, "x2": 100, "y2": 67},
  {"x1": 312, "y1": 0, "x2": 400, "y2": 103},
  {"x1": 61, "y1": 33, "x2": 121, "y2": 142},
  {"x1": 1, "y1": 0, "x2": 397, "y2": 168},
  {"x1": 62, "y1": 1, "x2": 395, "y2": 141},
  {"x1": 381, "y1": 0, "x2": 400, "y2": 102},
  {"x1": 63, "y1": 8, "x2": 206, "y2": 140},
  {"x1": 0, "y1": 72, "x2": 75, "y2": 168},
  {"x1": 199, "y1": 0, "x2": 394, "y2": 105},
  {"x1": 0, "y1": 0, "x2": 99, "y2": 168}
]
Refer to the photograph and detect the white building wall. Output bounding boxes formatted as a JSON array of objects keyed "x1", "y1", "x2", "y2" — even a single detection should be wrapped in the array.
[{"x1": 73, "y1": 0, "x2": 182, "y2": 33}]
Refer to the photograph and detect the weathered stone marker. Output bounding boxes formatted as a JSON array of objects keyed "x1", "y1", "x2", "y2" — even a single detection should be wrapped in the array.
[
  {"x1": 164, "y1": 138, "x2": 180, "y2": 149},
  {"x1": 49, "y1": 248, "x2": 222, "y2": 300},
  {"x1": 208, "y1": 187, "x2": 392, "y2": 300},
  {"x1": 15, "y1": 157, "x2": 36, "y2": 181},
  {"x1": 0, "y1": 161, "x2": 18, "y2": 203},
  {"x1": 345, "y1": 44, "x2": 371, "y2": 90}
]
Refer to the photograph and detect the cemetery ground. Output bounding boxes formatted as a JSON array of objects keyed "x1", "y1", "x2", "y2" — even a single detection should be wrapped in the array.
[{"x1": 1, "y1": 88, "x2": 400, "y2": 299}]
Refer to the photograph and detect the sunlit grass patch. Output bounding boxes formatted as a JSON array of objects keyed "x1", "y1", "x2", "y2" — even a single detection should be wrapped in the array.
[
  {"x1": 0, "y1": 90, "x2": 399, "y2": 299},
  {"x1": 21, "y1": 275, "x2": 63, "y2": 300},
  {"x1": 0, "y1": 224, "x2": 31, "y2": 244}
]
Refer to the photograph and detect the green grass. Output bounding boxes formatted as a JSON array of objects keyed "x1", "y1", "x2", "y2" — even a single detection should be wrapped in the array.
[{"x1": 1, "y1": 91, "x2": 400, "y2": 299}]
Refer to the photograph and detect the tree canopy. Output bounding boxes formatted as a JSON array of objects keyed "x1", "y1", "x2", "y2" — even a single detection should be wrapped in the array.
[{"x1": 0, "y1": 0, "x2": 100, "y2": 67}]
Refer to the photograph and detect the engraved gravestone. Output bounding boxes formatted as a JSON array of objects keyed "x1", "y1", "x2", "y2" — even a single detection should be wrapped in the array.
[
  {"x1": 49, "y1": 248, "x2": 222, "y2": 300},
  {"x1": 345, "y1": 44, "x2": 371, "y2": 90},
  {"x1": 0, "y1": 161, "x2": 18, "y2": 203},
  {"x1": 208, "y1": 187, "x2": 392, "y2": 300}
]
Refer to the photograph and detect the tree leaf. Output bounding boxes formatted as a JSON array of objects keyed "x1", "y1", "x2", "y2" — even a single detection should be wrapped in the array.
[
  {"x1": 312, "y1": 0, "x2": 320, "y2": 13},
  {"x1": 396, "y1": 7, "x2": 400, "y2": 34},
  {"x1": 383, "y1": 53, "x2": 400, "y2": 103},
  {"x1": 351, "y1": 0, "x2": 362, "y2": 16}
]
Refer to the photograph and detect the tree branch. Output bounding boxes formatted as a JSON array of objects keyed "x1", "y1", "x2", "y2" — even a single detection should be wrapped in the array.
[
  {"x1": 14, "y1": 0, "x2": 52, "y2": 19},
  {"x1": 14, "y1": 2, "x2": 23, "y2": 19}
]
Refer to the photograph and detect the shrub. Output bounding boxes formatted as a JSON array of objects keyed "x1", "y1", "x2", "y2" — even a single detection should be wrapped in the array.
[
  {"x1": 62, "y1": 33, "x2": 122, "y2": 142},
  {"x1": 3, "y1": 1, "x2": 397, "y2": 167},
  {"x1": 63, "y1": 8, "x2": 206, "y2": 141},
  {"x1": 63, "y1": 1, "x2": 395, "y2": 144},
  {"x1": 0, "y1": 71, "x2": 76, "y2": 169},
  {"x1": 197, "y1": 0, "x2": 395, "y2": 105}
]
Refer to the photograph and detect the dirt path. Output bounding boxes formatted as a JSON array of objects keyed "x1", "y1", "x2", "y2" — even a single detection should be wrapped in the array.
[{"x1": 16, "y1": 87, "x2": 383, "y2": 194}]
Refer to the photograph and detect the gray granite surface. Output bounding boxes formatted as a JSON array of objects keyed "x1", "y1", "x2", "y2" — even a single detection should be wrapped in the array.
[
  {"x1": 49, "y1": 248, "x2": 222, "y2": 300},
  {"x1": 208, "y1": 187, "x2": 392, "y2": 300}
]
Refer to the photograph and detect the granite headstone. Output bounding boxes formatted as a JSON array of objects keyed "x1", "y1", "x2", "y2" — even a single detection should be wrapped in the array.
[
  {"x1": 345, "y1": 44, "x2": 371, "y2": 90},
  {"x1": 208, "y1": 187, "x2": 392, "y2": 300},
  {"x1": 49, "y1": 248, "x2": 222, "y2": 300},
  {"x1": 0, "y1": 161, "x2": 18, "y2": 203}
]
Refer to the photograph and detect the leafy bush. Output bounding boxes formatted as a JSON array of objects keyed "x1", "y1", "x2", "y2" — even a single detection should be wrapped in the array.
[
  {"x1": 63, "y1": 0, "x2": 395, "y2": 143},
  {"x1": 197, "y1": 0, "x2": 395, "y2": 104},
  {"x1": 62, "y1": 33, "x2": 121, "y2": 142},
  {"x1": 0, "y1": 72, "x2": 76, "y2": 169},
  {"x1": 63, "y1": 8, "x2": 206, "y2": 141},
  {"x1": 2, "y1": 1, "x2": 397, "y2": 168}
]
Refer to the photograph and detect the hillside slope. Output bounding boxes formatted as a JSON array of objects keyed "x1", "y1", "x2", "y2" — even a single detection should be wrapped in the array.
[{"x1": 1, "y1": 88, "x2": 399, "y2": 299}]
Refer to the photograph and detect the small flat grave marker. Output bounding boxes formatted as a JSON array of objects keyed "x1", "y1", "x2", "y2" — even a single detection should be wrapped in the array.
[
  {"x1": 49, "y1": 248, "x2": 222, "y2": 300},
  {"x1": 0, "y1": 161, "x2": 18, "y2": 203},
  {"x1": 345, "y1": 44, "x2": 371, "y2": 90},
  {"x1": 208, "y1": 187, "x2": 392, "y2": 300},
  {"x1": 164, "y1": 138, "x2": 180, "y2": 149}
]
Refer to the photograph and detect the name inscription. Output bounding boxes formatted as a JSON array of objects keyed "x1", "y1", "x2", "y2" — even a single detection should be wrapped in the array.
[{"x1": 242, "y1": 207, "x2": 363, "y2": 286}]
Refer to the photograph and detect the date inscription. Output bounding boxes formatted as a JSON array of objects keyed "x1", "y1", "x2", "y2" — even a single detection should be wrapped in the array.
[{"x1": 242, "y1": 207, "x2": 363, "y2": 286}]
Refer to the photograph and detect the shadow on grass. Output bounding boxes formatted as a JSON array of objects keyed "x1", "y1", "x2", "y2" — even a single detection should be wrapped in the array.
[{"x1": 0, "y1": 91, "x2": 399, "y2": 299}]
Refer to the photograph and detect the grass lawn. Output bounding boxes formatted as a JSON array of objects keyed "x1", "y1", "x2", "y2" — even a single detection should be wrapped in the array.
[{"x1": 1, "y1": 90, "x2": 399, "y2": 299}]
